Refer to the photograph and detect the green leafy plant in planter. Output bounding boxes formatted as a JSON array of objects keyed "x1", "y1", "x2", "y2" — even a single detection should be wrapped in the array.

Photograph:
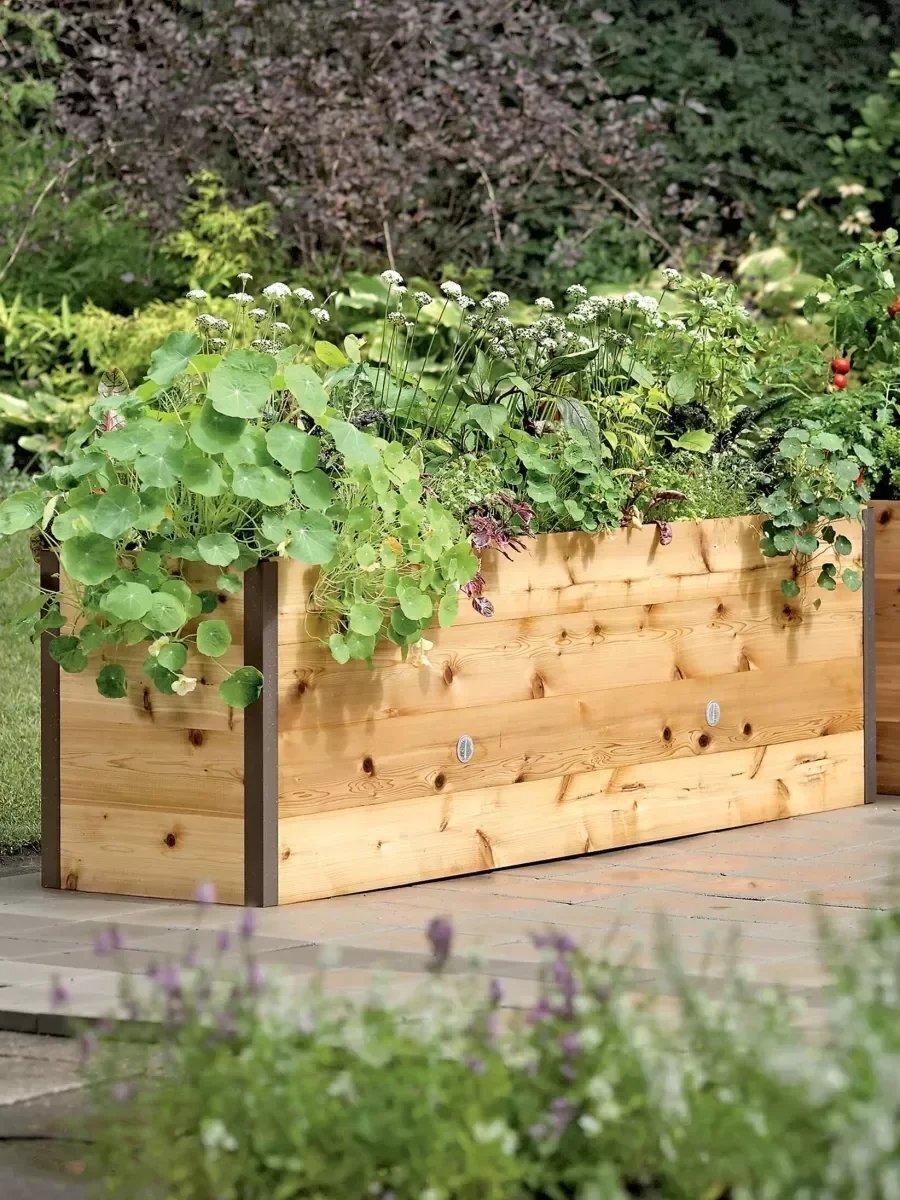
[
  {"x1": 0, "y1": 284, "x2": 477, "y2": 707},
  {"x1": 761, "y1": 422, "x2": 868, "y2": 599}
]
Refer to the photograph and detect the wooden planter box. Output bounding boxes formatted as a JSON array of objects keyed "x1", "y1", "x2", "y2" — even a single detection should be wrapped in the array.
[
  {"x1": 41, "y1": 514, "x2": 869, "y2": 907},
  {"x1": 872, "y1": 501, "x2": 900, "y2": 795}
]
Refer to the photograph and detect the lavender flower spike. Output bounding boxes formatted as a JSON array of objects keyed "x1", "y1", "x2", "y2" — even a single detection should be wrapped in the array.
[
  {"x1": 426, "y1": 916, "x2": 453, "y2": 971},
  {"x1": 194, "y1": 881, "x2": 217, "y2": 905}
]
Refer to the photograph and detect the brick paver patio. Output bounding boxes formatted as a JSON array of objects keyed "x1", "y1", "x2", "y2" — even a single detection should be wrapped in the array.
[{"x1": 0, "y1": 801, "x2": 897, "y2": 1032}]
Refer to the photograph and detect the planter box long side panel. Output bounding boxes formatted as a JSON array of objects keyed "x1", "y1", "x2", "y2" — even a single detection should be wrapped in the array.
[
  {"x1": 277, "y1": 514, "x2": 865, "y2": 903},
  {"x1": 873, "y1": 501, "x2": 900, "y2": 795},
  {"x1": 45, "y1": 515, "x2": 866, "y2": 906}
]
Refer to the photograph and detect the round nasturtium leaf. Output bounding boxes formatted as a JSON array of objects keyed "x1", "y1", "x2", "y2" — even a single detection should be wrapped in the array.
[
  {"x1": 292, "y1": 467, "x2": 335, "y2": 512},
  {"x1": 438, "y1": 586, "x2": 459, "y2": 628},
  {"x1": 209, "y1": 350, "x2": 275, "y2": 418},
  {"x1": 156, "y1": 642, "x2": 188, "y2": 673},
  {"x1": 60, "y1": 534, "x2": 119, "y2": 586},
  {"x1": 78, "y1": 622, "x2": 108, "y2": 652},
  {"x1": 328, "y1": 419, "x2": 381, "y2": 467},
  {"x1": 223, "y1": 427, "x2": 271, "y2": 470},
  {"x1": 145, "y1": 591, "x2": 188, "y2": 634},
  {"x1": 282, "y1": 364, "x2": 328, "y2": 421},
  {"x1": 197, "y1": 533, "x2": 241, "y2": 567},
  {"x1": 231, "y1": 464, "x2": 293, "y2": 507},
  {"x1": 86, "y1": 486, "x2": 142, "y2": 540},
  {"x1": 181, "y1": 449, "x2": 226, "y2": 497},
  {"x1": 0, "y1": 489, "x2": 44, "y2": 535},
  {"x1": 217, "y1": 573, "x2": 243, "y2": 595},
  {"x1": 348, "y1": 602, "x2": 383, "y2": 638},
  {"x1": 134, "y1": 488, "x2": 168, "y2": 531},
  {"x1": 396, "y1": 580, "x2": 433, "y2": 621},
  {"x1": 102, "y1": 581, "x2": 153, "y2": 622},
  {"x1": 283, "y1": 511, "x2": 337, "y2": 566},
  {"x1": 196, "y1": 619, "x2": 232, "y2": 658},
  {"x1": 96, "y1": 663, "x2": 127, "y2": 699},
  {"x1": 135, "y1": 445, "x2": 186, "y2": 490},
  {"x1": 148, "y1": 331, "x2": 203, "y2": 387},
  {"x1": 198, "y1": 590, "x2": 219, "y2": 614},
  {"x1": 190, "y1": 399, "x2": 246, "y2": 453},
  {"x1": 158, "y1": 578, "x2": 193, "y2": 607},
  {"x1": 49, "y1": 636, "x2": 88, "y2": 674},
  {"x1": 219, "y1": 666, "x2": 264, "y2": 709},
  {"x1": 328, "y1": 632, "x2": 351, "y2": 664},
  {"x1": 143, "y1": 658, "x2": 177, "y2": 694},
  {"x1": 266, "y1": 424, "x2": 319, "y2": 473}
]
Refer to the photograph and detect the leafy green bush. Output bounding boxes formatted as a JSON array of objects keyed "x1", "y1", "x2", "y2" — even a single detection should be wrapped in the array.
[{"x1": 74, "y1": 903, "x2": 900, "y2": 1199}]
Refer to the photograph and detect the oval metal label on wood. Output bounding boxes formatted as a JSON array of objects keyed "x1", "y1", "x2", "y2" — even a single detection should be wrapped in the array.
[
  {"x1": 705, "y1": 700, "x2": 721, "y2": 727},
  {"x1": 456, "y1": 734, "x2": 474, "y2": 764}
]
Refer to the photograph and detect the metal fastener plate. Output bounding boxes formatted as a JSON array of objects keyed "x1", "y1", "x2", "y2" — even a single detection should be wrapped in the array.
[{"x1": 456, "y1": 734, "x2": 474, "y2": 764}]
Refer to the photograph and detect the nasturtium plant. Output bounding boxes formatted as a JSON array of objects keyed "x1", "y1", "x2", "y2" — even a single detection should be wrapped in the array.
[{"x1": 760, "y1": 422, "x2": 868, "y2": 599}]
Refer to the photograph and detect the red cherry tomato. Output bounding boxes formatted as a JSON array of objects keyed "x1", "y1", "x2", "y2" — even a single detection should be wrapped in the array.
[
  {"x1": 831, "y1": 357, "x2": 851, "y2": 374},
  {"x1": 832, "y1": 374, "x2": 848, "y2": 389}
]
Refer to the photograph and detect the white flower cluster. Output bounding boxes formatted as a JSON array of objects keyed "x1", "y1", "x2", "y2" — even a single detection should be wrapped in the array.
[
  {"x1": 248, "y1": 308, "x2": 267, "y2": 321},
  {"x1": 195, "y1": 314, "x2": 229, "y2": 331},
  {"x1": 565, "y1": 283, "x2": 588, "y2": 301},
  {"x1": 480, "y1": 290, "x2": 510, "y2": 311},
  {"x1": 309, "y1": 307, "x2": 330, "y2": 324},
  {"x1": 228, "y1": 291, "x2": 254, "y2": 306},
  {"x1": 533, "y1": 296, "x2": 554, "y2": 310},
  {"x1": 251, "y1": 338, "x2": 282, "y2": 354},
  {"x1": 413, "y1": 291, "x2": 432, "y2": 308},
  {"x1": 293, "y1": 287, "x2": 315, "y2": 304},
  {"x1": 661, "y1": 266, "x2": 681, "y2": 282},
  {"x1": 380, "y1": 269, "x2": 404, "y2": 287},
  {"x1": 186, "y1": 288, "x2": 208, "y2": 302},
  {"x1": 440, "y1": 280, "x2": 462, "y2": 299},
  {"x1": 262, "y1": 282, "x2": 292, "y2": 299}
]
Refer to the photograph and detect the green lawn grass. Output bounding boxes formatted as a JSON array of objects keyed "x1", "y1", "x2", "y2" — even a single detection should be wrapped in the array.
[{"x1": 0, "y1": 467, "x2": 41, "y2": 853}]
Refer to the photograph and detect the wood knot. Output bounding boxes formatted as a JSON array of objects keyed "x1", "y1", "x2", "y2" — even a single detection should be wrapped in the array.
[
  {"x1": 662, "y1": 726, "x2": 672, "y2": 742},
  {"x1": 362, "y1": 756, "x2": 375, "y2": 776},
  {"x1": 442, "y1": 664, "x2": 454, "y2": 686},
  {"x1": 296, "y1": 679, "x2": 308, "y2": 696},
  {"x1": 531, "y1": 673, "x2": 545, "y2": 699},
  {"x1": 698, "y1": 733, "x2": 711, "y2": 749},
  {"x1": 217, "y1": 593, "x2": 228, "y2": 603},
  {"x1": 280, "y1": 847, "x2": 291, "y2": 862},
  {"x1": 716, "y1": 603, "x2": 725, "y2": 616},
  {"x1": 142, "y1": 687, "x2": 153, "y2": 715},
  {"x1": 742, "y1": 723, "x2": 753, "y2": 736},
  {"x1": 593, "y1": 623, "x2": 603, "y2": 636},
  {"x1": 164, "y1": 832, "x2": 177, "y2": 848},
  {"x1": 64, "y1": 872, "x2": 78, "y2": 891},
  {"x1": 188, "y1": 729, "x2": 204, "y2": 747},
  {"x1": 434, "y1": 773, "x2": 446, "y2": 791},
  {"x1": 879, "y1": 508, "x2": 892, "y2": 524}
]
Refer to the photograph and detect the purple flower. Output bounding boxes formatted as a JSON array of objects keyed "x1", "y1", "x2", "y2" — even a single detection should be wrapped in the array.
[
  {"x1": 49, "y1": 975, "x2": 69, "y2": 1010},
  {"x1": 550, "y1": 1096, "x2": 576, "y2": 1132},
  {"x1": 560, "y1": 1031, "x2": 581, "y2": 1056},
  {"x1": 93, "y1": 926, "x2": 123, "y2": 957},
  {"x1": 488, "y1": 978, "x2": 504, "y2": 1006},
  {"x1": 465, "y1": 1056, "x2": 486, "y2": 1075},
  {"x1": 194, "y1": 881, "x2": 217, "y2": 905},
  {"x1": 525, "y1": 996, "x2": 553, "y2": 1025},
  {"x1": 238, "y1": 909, "x2": 257, "y2": 939},
  {"x1": 158, "y1": 964, "x2": 182, "y2": 997},
  {"x1": 216, "y1": 929, "x2": 232, "y2": 954},
  {"x1": 426, "y1": 916, "x2": 453, "y2": 971},
  {"x1": 246, "y1": 958, "x2": 265, "y2": 993}
]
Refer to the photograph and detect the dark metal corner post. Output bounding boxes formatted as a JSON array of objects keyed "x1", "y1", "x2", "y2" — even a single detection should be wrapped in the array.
[
  {"x1": 863, "y1": 506, "x2": 877, "y2": 804},
  {"x1": 243, "y1": 559, "x2": 280, "y2": 905},
  {"x1": 39, "y1": 549, "x2": 61, "y2": 887}
]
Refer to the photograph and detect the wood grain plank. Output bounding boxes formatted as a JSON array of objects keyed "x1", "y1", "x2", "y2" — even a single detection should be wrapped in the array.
[
  {"x1": 873, "y1": 501, "x2": 900, "y2": 794},
  {"x1": 279, "y1": 657, "x2": 863, "y2": 816},
  {"x1": 279, "y1": 517, "x2": 862, "y2": 636},
  {"x1": 278, "y1": 732, "x2": 863, "y2": 903},
  {"x1": 278, "y1": 592, "x2": 860, "y2": 729},
  {"x1": 60, "y1": 803, "x2": 244, "y2": 904}
]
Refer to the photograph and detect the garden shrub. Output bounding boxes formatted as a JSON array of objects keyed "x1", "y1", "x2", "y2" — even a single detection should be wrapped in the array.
[
  {"x1": 74, "y1": 903, "x2": 900, "y2": 1199},
  {"x1": 49, "y1": 0, "x2": 899, "y2": 284}
]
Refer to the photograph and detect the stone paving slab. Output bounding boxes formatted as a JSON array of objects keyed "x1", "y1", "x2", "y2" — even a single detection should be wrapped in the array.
[{"x1": 0, "y1": 801, "x2": 895, "y2": 1030}]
